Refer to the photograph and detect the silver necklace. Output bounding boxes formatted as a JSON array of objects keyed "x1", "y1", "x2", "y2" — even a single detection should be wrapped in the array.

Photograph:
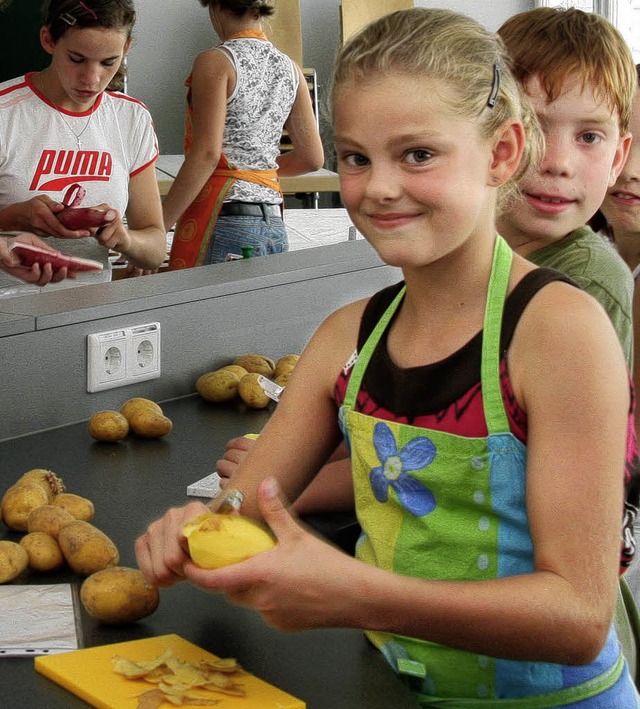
[{"x1": 36, "y1": 71, "x2": 94, "y2": 149}]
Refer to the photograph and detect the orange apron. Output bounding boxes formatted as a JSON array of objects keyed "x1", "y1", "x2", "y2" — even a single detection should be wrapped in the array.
[{"x1": 168, "y1": 30, "x2": 283, "y2": 270}]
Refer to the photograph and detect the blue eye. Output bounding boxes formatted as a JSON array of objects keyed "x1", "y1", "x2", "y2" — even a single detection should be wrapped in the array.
[{"x1": 581, "y1": 132, "x2": 601, "y2": 145}]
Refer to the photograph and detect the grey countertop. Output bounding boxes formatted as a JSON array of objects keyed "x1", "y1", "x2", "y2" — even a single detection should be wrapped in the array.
[{"x1": 0, "y1": 395, "x2": 418, "y2": 709}]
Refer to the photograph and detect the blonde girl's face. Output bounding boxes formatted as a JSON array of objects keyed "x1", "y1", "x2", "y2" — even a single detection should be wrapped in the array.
[
  {"x1": 599, "y1": 90, "x2": 640, "y2": 235},
  {"x1": 333, "y1": 73, "x2": 502, "y2": 269},
  {"x1": 41, "y1": 26, "x2": 130, "y2": 111}
]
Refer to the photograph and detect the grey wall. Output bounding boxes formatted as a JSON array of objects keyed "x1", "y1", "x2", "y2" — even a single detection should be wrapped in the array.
[
  {"x1": 0, "y1": 242, "x2": 400, "y2": 441},
  {"x1": 128, "y1": 0, "x2": 533, "y2": 157}
]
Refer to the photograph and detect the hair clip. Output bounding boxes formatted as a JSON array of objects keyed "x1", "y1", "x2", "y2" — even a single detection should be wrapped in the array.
[
  {"x1": 60, "y1": 12, "x2": 77, "y2": 26},
  {"x1": 79, "y1": 2, "x2": 98, "y2": 20},
  {"x1": 487, "y1": 63, "x2": 501, "y2": 108}
]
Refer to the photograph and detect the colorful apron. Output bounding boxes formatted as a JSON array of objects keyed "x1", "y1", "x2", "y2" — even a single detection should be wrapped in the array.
[
  {"x1": 338, "y1": 235, "x2": 631, "y2": 706},
  {"x1": 168, "y1": 30, "x2": 282, "y2": 270}
]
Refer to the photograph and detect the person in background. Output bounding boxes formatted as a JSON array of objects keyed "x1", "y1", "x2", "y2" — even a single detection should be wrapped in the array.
[
  {"x1": 0, "y1": 0, "x2": 166, "y2": 296},
  {"x1": 165, "y1": 0, "x2": 324, "y2": 269},
  {"x1": 0, "y1": 231, "x2": 77, "y2": 286},
  {"x1": 496, "y1": 7, "x2": 635, "y2": 366},
  {"x1": 136, "y1": 9, "x2": 639, "y2": 705},
  {"x1": 593, "y1": 65, "x2": 640, "y2": 427}
]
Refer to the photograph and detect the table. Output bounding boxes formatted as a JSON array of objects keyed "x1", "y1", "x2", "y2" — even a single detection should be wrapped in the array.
[
  {"x1": 0, "y1": 396, "x2": 418, "y2": 709},
  {"x1": 155, "y1": 155, "x2": 340, "y2": 207}
]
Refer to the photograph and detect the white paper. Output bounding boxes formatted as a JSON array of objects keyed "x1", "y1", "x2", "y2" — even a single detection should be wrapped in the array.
[{"x1": 0, "y1": 584, "x2": 80, "y2": 656}]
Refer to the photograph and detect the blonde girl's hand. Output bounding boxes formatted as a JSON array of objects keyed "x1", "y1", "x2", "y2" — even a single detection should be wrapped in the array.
[
  {"x1": 183, "y1": 478, "x2": 364, "y2": 632},
  {"x1": 135, "y1": 499, "x2": 211, "y2": 588}
]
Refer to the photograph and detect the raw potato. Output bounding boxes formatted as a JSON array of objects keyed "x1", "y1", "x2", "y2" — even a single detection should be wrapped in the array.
[
  {"x1": 196, "y1": 369, "x2": 240, "y2": 403},
  {"x1": 274, "y1": 372, "x2": 292, "y2": 388},
  {"x1": 20, "y1": 532, "x2": 65, "y2": 572},
  {"x1": 128, "y1": 409, "x2": 173, "y2": 438},
  {"x1": 58, "y1": 520, "x2": 120, "y2": 576},
  {"x1": 1, "y1": 481, "x2": 49, "y2": 531},
  {"x1": 28, "y1": 504, "x2": 75, "y2": 538},
  {"x1": 274, "y1": 354, "x2": 300, "y2": 378},
  {"x1": 233, "y1": 354, "x2": 276, "y2": 378},
  {"x1": 0, "y1": 541, "x2": 29, "y2": 583},
  {"x1": 120, "y1": 397, "x2": 163, "y2": 422},
  {"x1": 183, "y1": 513, "x2": 275, "y2": 569},
  {"x1": 88, "y1": 410, "x2": 129, "y2": 442},
  {"x1": 80, "y1": 566, "x2": 160, "y2": 625},
  {"x1": 17, "y1": 468, "x2": 65, "y2": 501},
  {"x1": 238, "y1": 372, "x2": 271, "y2": 409},
  {"x1": 219, "y1": 364, "x2": 249, "y2": 380},
  {"x1": 52, "y1": 493, "x2": 95, "y2": 522}
]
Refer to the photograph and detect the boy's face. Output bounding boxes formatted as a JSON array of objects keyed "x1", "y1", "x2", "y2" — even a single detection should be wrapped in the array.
[
  {"x1": 599, "y1": 90, "x2": 640, "y2": 235},
  {"x1": 498, "y1": 74, "x2": 631, "y2": 253}
]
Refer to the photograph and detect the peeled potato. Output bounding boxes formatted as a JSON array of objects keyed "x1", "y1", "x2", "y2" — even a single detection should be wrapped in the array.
[
  {"x1": 58, "y1": 520, "x2": 120, "y2": 576},
  {"x1": 238, "y1": 372, "x2": 271, "y2": 409},
  {"x1": 128, "y1": 409, "x2": 173, "y2": 438},
  {"x1": 1, "y1": 481, "x2": 49, "y2": 531},
  {"x1": 120, "y1": 397, "x2": 163, "y2": 422},
  {"x1": 183, "y1": 513, "x2": 275, "y2": 569},
  {"x1": 233, "y1": 354, "x2": 275, "y2": 378},
  {"x1": 27, "y1": 504, "x2": 75, "y2": 538},
  {"x1": 196, "y1": 369, "x2": 241, "y2": 403},
  {"x1": 52, "y1": 493, "x2": 95, "y2": 522},
  {"x1": 88, "y1": 410, "x2": 129, "y2": 442},
  {"x1": 0, "y1": 541, "x2": 29, "y2": 583},
  {"x1": 80, "y1": 566, "x2": 159, "y2": 625},
  {"x1": 20, "y1": 532, "x2": 65, "y2": 572}
]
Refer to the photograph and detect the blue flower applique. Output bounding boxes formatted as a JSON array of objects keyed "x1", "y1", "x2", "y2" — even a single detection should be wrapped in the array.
[{"x1": 370, "y1": 421, "x2": 436, "y2": 517}]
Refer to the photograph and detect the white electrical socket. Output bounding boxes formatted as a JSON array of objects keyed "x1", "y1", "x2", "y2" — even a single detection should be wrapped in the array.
[{"x1": 87, "y1": 322, "x2": 161, "y2": 392}]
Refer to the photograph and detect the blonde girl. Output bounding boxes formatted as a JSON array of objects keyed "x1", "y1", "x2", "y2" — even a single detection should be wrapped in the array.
[{"x1": 136, "y1": 9, "x2": 639, "y2": 706}]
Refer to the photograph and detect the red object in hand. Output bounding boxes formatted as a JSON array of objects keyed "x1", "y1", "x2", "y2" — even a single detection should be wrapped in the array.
[
  {"x1": 58, "y1": 183, "x2": 115, "y2": 229},
  {"x1": 58, "y1": 207, "x2": 115, "y2": 230},
  {"x1": 9, "y1": 242, "x2": 104, "y2": 272}
]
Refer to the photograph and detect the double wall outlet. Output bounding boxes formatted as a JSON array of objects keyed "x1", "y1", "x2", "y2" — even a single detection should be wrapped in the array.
[{"x1": 87, "y1": 322, "x2": 161, "y2": 393}]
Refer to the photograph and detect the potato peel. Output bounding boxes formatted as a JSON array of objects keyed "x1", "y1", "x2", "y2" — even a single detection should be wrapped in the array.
[{"x1": 113, "y1": 650, "x2": 245, "y2": 706}]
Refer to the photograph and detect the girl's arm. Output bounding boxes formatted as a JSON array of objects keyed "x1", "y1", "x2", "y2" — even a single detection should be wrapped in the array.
[
  {"x1": 277, "y1": 64, "x2": 325, "y2": 176},
  {"x1": 162, "y1": 50, "x2": 232, "y2": 232},
  {"x1": 135, "y1": 298, "x2": 365, "y2": 585},
  {"x1": 184, "y1": 281, "x2": 628, "y2": 665},
  {"x1": 95, "y1": 163, "x2": 166, "y2": 270}
]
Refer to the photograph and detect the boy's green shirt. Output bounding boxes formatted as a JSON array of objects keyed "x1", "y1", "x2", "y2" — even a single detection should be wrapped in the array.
[{"x1": 524, "y1": 225, "x2": 634, "y2": 366}]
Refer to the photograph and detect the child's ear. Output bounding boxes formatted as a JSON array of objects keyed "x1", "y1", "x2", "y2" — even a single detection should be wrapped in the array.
[
  {"x1": 608, "y1": 130, "x2": 632, "y2": 187},
  {"x1": 40, "y1": 27, "x2": 55, "y2": 56},
  {"x1": 488, "y1": 119, "x2": 525, "y2": 187}
]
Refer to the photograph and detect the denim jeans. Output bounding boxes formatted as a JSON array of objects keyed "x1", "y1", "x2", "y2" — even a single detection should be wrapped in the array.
[{"x1": 205, "y1": 211, "x2": 288, "y2": 264}]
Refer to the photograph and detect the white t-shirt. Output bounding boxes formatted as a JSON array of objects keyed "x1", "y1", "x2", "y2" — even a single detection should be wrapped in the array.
[{"x1": 0, "y1": 73, "x2": 158, "y2": 296}]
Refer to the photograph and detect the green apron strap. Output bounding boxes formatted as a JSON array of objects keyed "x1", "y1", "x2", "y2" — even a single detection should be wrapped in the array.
[
  {"x1": 342, "y1": 285, "x2": 406, "y2": 410},
  {"x1": 480, "y1": 235, "x2": 512, "y2": 435},
  {"x1": 413, "y1": 654, "x2": 624, "y2": 708}
]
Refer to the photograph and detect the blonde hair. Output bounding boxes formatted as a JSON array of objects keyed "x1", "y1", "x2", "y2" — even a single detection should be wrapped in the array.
[
  {"x1": 498, "y1": 8, "x2": 636, "y2": 133},
  {"x1": 331, "y1": 8, "x2": 543, "y2": 210}
]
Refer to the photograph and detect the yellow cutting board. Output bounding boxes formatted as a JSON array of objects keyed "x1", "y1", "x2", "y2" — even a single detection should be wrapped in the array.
[{"x1": 35, "y1": 633, "x2": 305, "y2": 708}]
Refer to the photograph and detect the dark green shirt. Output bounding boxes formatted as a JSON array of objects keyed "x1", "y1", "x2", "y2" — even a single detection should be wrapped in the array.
[{"x1": 525, "y1": 226, "x2": 634, "y2": 366}]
